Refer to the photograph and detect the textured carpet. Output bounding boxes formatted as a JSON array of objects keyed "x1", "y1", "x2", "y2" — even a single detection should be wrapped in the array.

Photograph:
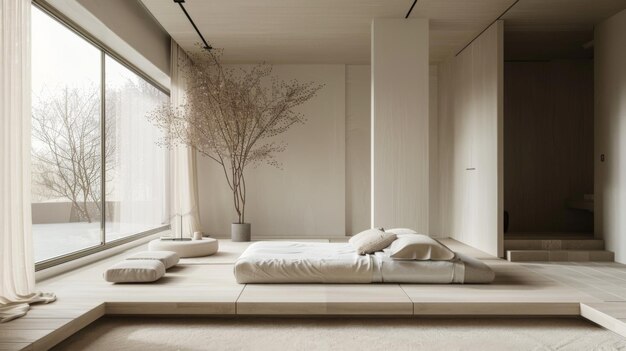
[{"x1": 53, "y1": 317, "x2": 626, "y2": 351}]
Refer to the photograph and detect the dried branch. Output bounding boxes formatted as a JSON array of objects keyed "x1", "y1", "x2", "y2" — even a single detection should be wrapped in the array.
[{"x1": 148, "y1": 49, "x2": 323, "y2": 223}]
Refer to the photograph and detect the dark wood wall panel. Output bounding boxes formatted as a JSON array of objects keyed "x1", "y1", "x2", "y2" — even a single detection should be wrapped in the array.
[{"x1": 504, "y1": 60, "x2": 594, "y2": 234}]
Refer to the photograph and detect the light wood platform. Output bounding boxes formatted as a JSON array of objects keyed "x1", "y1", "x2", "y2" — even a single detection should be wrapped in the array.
[{"x1": 1, "y1": 238, "x2": 626, "y2": 350}]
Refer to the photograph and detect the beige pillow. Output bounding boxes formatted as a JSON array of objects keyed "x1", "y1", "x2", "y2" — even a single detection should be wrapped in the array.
[
  {"x1": 386, "y1": 234, "x2": 455, "y2": 260},
  {"x1": 349, "y1": 228, "x2": 397, "y2": 255}
]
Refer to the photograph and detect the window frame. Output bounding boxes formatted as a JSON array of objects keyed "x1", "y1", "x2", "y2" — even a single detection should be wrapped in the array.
[{"x1": 32, "y1": 1, "x2": 171, "y2": 271}]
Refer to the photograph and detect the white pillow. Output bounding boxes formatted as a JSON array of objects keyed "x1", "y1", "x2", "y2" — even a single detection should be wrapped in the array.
[
  {"x1": 349, "y1": 228, "x2": 397, "y2": 255},
  {"x1": 385, "y1": 228, "x2": 419, "y2": 235},
  {"x1": 386, "y1": 234, "x2": 455, "y2": 261}
]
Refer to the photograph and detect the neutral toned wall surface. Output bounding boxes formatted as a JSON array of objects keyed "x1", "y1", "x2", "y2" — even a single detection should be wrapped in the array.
[
  {"x1": 46, "y1": 0, "x2": 170, "y2": 88},
  {"x1": 595, "y1": 8, "x2": 626, "y2": 262},
  {"x1": 371, "y1": 18, "x2": 430, "y2": 233},
  {"x1": 437, "y1": 57, "x2": 454, "y2": 240},
  {"x1": 438, "y1": 21, "x2": 504, "y2": 257},
  {"x1": 75, "y1": 0, "x2": 170, "y2": 73},
  {"x1": 194, "y1": 61, "x2": 436, "y2": 238},
  {"x1": 504, "y1": 60, "x2": 594, "y2": 234},
  {"x1": 197, "y1": 65, "x2": 346, "y2": 239},
  {"x1": 429, "y1": 65, "x2": 440, "y2": 237},
  {"x1": 345, "y1": 65, "x2": 371, "y2": 235}
]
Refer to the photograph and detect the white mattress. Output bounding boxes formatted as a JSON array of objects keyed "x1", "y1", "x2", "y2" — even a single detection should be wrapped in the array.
[{"x1": 234, "y1": 242, "x2": 494, "y2": 284}]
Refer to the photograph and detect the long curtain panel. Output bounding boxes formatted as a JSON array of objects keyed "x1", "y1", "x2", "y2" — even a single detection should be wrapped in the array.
[
  {"x1": 0, "y1": 0, "x2": 55, "y2": 323},
  {"x1": 169, "y1": 40, "x2": 201, "y2": 237},
  {"x1": 105, "y1": 55, "x2": 169, "y2": 242}
]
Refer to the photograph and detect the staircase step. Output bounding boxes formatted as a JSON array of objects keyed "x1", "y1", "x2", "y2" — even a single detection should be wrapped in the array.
[
  {"x1": 504, "y1": 239, "x2": 605, "y2": 251},
  {"x1": 507, "y1": 250, "x2": 614, "y2": 262},
  {"x1": 505, "y1": 232, "x2": 594, "y2": 240}
]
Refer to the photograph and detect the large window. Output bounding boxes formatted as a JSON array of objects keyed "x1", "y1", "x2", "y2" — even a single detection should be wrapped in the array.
[{"x1": 31, "y1": 6, "x2": 169, "y2": 265}]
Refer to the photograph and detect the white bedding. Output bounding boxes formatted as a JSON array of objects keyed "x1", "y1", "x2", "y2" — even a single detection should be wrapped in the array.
[
  {"x1": 234, "y1": 242, "x2": 374, "y2": 283},
  {"x1": 373, "y1": 252, "x2": 464, "y2": 284},
  {"x1": 234, "y1": 242, "x2": 494, "y2": 284}
]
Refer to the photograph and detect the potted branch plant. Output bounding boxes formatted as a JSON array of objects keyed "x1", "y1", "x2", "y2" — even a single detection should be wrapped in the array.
[{"x1": 149, "y1": 49, "x2": 322, "y2": 241}]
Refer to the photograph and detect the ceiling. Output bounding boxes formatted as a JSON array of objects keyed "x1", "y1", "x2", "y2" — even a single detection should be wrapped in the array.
[
  {"x1": 504, "y1": 31, "x2": 594, "y2": 61},
  {"x1": 502, "y1": 0, "x2": 626, "y2": 32},
  {"x1": 140, "y1": 0, "x2": 626, "y2": 64},
  {"x1": 502, "y1": 0, "x2": 626, "y2": 60}
]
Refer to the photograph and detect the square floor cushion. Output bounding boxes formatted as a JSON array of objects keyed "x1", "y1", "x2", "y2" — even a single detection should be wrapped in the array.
[
  {"x1": 104, "y1": 260, "x2": 165, "y2": 283},
  {"x1": 126, "y1": 251, "x2": 179, "y2": 269}
]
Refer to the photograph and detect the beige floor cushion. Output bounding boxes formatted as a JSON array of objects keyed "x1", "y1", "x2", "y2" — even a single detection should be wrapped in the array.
[
  {"x1": 126, "y1": 251, "x2": 180, "y2": 269},
  {"x1": 104, "y1": 260, "x2": 165, "y2": 283}
]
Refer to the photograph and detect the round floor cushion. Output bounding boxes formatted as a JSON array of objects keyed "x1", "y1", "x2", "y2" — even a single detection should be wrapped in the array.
[{"x1": 148, "y1": 238, "x2": 219, "y2": 258}]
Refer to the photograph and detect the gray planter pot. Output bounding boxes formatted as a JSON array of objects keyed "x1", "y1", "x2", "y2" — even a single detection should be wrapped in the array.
[{"x1": 232, "y1": 223, "x2": 251, "y2": 242}]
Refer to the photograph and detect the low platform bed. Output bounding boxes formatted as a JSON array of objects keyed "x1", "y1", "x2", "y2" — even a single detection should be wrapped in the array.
[{"x1": 234, "y1": 241, "x2": 495, "y2": 284}]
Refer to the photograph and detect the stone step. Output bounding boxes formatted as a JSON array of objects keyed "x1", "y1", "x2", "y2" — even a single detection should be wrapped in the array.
[
  {"x1": 504, "y1": 239, "x2": 605, "y2": 251},
  {"x1": 506, "y1": 250, "x2": 614, "y2": 262}
]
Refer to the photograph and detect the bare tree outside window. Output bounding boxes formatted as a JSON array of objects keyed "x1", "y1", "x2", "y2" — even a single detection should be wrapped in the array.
[
  {"x1": 31, "y1": 86, "x2": 115, "y2": 223},
  {"x1": 30, "y1": 5, "x2": 169, "y2": 263}
]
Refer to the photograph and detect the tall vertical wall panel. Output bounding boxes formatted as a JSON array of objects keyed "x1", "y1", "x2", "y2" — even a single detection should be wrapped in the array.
[
  {"x1": 595, "y1": 9, "x2": 626, "y2": 263},
  {"x1": 371, "y1": 18, "x2": 430, "y2": 232},
  {"x1": 438, "y1": 21, "x2": 504, "y2": 257}
]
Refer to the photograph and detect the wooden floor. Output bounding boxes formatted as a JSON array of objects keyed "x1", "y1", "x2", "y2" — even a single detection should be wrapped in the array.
[{"x1": 2, "y1": 238, "x2": 626, "y2": 350}]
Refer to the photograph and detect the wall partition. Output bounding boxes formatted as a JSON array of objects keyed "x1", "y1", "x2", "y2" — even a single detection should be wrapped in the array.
[
  {"x1": 595, "y1": 8, "x2": 626, "y2": 263},
  {"x1": 438, "y1": 21, "x2": 504, "y2": 257},
  {"x1": 31, "y1": 5, "x2": 169, "y2": 267}
]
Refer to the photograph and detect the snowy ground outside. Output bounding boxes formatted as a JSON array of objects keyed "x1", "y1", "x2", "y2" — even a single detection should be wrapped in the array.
[{"x1": 33, "y1": 222, "x2": 159, "y2": 262}]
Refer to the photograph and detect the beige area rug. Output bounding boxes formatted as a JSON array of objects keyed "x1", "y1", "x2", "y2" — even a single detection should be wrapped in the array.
[{"x1": 52, "y1": 317, "x2": 625, "y2": 351}]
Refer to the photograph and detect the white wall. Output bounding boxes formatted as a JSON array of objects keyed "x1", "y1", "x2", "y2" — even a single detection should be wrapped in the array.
[
  {"x1": 438, "y1": 21, "x2": 504, "y2": 257},
  {"x1": 371, "y1": 18, "x2": 430, "y2": 232},
  {"x1": 197, "y1": 65, "x2": 347, "y2": 239},
  {"x1": 346, "y1": 65, "x2": 371, "y2": 235},
  {"x1": 595, "y1": 9, "x2": 626, "y2": 263},
  {"x1": 438, "y1": 57, "x2": 454, "y2": 241},
  {"x1": 193, "y1": 61, "x2": 442, "y2": 239},
  {"x1": 429, "y1": 65, "x2": 440, "y2": 237}
]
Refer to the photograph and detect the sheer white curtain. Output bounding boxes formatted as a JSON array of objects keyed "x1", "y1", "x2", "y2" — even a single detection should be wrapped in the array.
[
  {"x1": 0, "y1": 0, "x2": 55, "y2": 323},
  {"x1": 169, "y1": 39, "x2": 201, "y2": 237},
  {"x1": 105, "y1": 56, "x2": 168, "y2": 241}
]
